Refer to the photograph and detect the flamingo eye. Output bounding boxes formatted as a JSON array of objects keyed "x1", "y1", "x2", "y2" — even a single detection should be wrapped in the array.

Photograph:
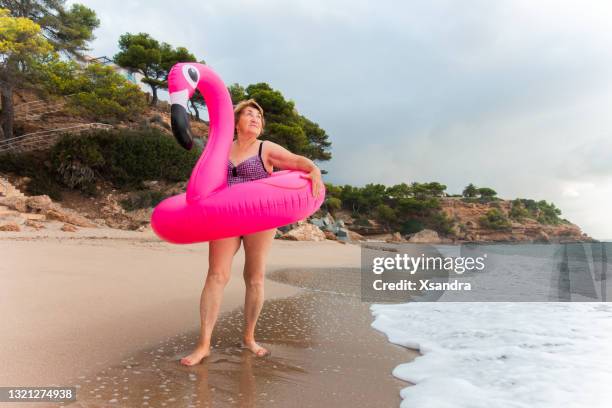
[{"x1": 182, "y1": 64, "x2": 199, "y2": 88}]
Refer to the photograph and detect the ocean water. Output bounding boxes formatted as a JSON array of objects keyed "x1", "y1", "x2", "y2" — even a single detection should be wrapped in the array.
[
  {"x1": 371, "y1": 302, "x2": 612, "y2": 408},
  {"x1": 370, "y1": 244, "x2": 612, "y2": 408}
]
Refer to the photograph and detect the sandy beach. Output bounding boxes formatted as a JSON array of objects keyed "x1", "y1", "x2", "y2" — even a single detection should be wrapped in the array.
[{"x1": 1, "y1": 227, "x2": 418, "y2": 407}]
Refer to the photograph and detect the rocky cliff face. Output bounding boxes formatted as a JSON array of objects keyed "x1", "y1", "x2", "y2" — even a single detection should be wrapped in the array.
[
  {"x1": 439, "y1": 198, "x2": 590, "y2": 243},
  {"x1": 324, "y1": 198, "x2": 592, "y2": 244}
]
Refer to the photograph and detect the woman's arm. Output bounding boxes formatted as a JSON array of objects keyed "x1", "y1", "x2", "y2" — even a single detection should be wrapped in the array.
[{"x1": 265, "y1": 141, "x2": 323, "y2": 198}]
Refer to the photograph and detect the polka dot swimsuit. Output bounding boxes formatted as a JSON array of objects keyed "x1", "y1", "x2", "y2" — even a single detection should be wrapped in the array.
[{"x1": 227, "y1": 140, "x2": 270, "y2": 186}]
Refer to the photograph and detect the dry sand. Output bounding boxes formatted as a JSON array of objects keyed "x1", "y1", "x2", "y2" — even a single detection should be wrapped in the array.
[{"x1": 0, "y1": 227, "x2": 417, "y2": 407}]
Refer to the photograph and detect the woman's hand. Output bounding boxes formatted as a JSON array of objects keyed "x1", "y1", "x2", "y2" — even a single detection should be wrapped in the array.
[{"x1": 300, "y1": 167, "x2": 323, "y2": 198}]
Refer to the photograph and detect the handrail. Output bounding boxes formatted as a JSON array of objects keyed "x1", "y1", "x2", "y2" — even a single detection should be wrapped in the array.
[
  {"x1": 0, "y1": 123, "x2": 112, "y2": 153},
  {"x1": 14, "y1": 94, "x2": 76, "y2": 109}
]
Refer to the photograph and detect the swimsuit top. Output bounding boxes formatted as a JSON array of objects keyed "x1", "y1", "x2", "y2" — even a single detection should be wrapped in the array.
[{"x1": 227, "y1": 140, "x2": 270, "y2": 186}]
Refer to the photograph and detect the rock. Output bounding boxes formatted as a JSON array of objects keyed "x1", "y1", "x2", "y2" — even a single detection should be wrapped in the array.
[
  {"x1": 323, "y1": 230, "x2": 337, "y2": 240},
  {"x1": 0, "y1": 222, "x2": 20, "y2": 232},
  {"x1": 348, "y1": 230, "x2": 366, "y2": 242},
  {"x1": 335, "y1": 227, "x2": 349, "y2": 240},
  {"x1": 45, "y1": 206, "x2": 97, "y2": 228},
  {"x1": 535, "y1": 230, "x2": 550, "y2": 243},
  {"x1": 26, "y1": 195, "x2": 52, "y2": 212},
  {"x1": 280, "y1": 224, "x2": 326, "y2": 241},
  {"x1": 20, "y1": 213, "x2": 46, "y2": 221},
  {"x1": 136, "y1": 223, "x2": 151, "y2": 232},
  {"x1": 0, "y1": 196, "x2": 27, "y2": 213},
  {"x1": 0, "y1": 205, "x2": 20, "y2": 218},
  {"x1": 321, "y1": 212, "x2": 335, "y2": 226},
  {"x1": 408, "y1": 229, "x2": 441, "y2": 244},
  {"x1": 312, "y1": 213, "x2": 337, "y2": 232},
  {"x1": 93, "y1": 218, "x2": 107, "y2": 226},
  {"x1": 332, "y1": 210, "x2": 354, "y2": 225},
  {"x1": 25, "y1": 219, "x2": 45, "y2": 229},
  {"x1": 386, "y1": 232, "x2": 405, "y2": 243},
  {"x1": 277, "y1": 223, "x2": 298, "y2": 233},
  {"x1": 61, "y1": 223, "x2": 78, "y2": 232},
  {"x1": 310, "y1": 217, "x2": 326, "y2": 229}
]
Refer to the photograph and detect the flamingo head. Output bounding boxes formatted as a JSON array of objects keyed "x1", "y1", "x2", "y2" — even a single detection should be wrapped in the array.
[{"x1": 168, "y1": 63, "x2": 202, "y2": 150}]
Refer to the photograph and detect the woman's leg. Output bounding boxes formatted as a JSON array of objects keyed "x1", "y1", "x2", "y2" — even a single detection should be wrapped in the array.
[
  {"x1": 180, "y1": 236, "x2": 241, "y2": 366},
  {"x1": 241, "y1": 228, "x2": 276, "y2": 356}
]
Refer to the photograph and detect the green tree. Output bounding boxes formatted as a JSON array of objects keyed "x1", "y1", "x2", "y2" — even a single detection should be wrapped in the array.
[
  {"x1": 0, "y1": 9, "x2": 54, "y2": 139},
  {"x1": 411, "y1": 182, "x2": 446, "y2": 199},
  {"x1": 113, "y1": 33, "x2": 197, "y2": 105},
  {"x1": 509, "y1": 199, "x2": 529, "y2": 221},
  {"x1": 228, "y1": 83, "x2": 246, "y2": 105},
  {"x1": 401, "y1": 219, "x2": 424, "y2": 235},
  {"x1": 324, "y1": 183, "x2": 343, "y2": 199},
  {"x1": 324, "y1": 196, "x2": 342, "y2": 212},
  {"x1": 426, "y1": 182, "x2": 447, "y2": 197},
  {"x1": 0, "y1": 1, "x2": 98, "y2": 139},
  {"x1": 375, "y1": 203, "x2": 396, "y2": 228},
  {"x1": 462, "y1": 183, "x2": 478, "y2": 198},
  {"x1": 361, "y1": 184, "x2": 387, "y2": 212},
  {"x1": 536, "y1": 200, "x2": 562, "y2": 225},
  {"x1": 0, "y1": 1, "x2": 99, "y2": 56},
  {"x1": 478, "y1": 187, "x2": 497, "y2": 199},
  {"x1": 231, "y1": 81, "x2": 332, "y2": 161},
  {"x1": 188, "y1": 89, "x2": 206, "y2": 121},
  {"x1": 386, "y1": 183, "x2": 412, "y2": 201},
  {"x1": 40, "y1": 59, "x2": 147, "y2": 121}
]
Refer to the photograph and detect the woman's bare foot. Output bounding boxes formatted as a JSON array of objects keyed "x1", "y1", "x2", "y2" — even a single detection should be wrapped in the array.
[
  {"x1": 180, "y1": 344, "x2": 211, "y2": 366},
  {"x1": 241, "y1": 339, "x2": 271, "y2": 357}
]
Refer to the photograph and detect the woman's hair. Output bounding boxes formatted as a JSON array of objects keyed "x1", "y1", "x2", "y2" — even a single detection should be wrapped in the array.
[{"x1": 234, "y1": 99, "x2": 265, "y2": 136}]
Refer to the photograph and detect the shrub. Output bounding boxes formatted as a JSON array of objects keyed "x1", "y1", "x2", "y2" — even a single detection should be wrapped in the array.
[
  {"x1": 0, "y1": 152, "x2": 63, "y2": 200},
  {"x1": 44, "y1": 61, "x2": 147, "y2": 122},
  {"x1": 401, "y1": 219, "x2": 424, "y2": 235},
  {"x1": 50, "y1": 128, "x2": 200, "y2": 190},
  {"x1": 427, "y1": 212, "x2": 455, "y2": 235},
  {"x1": 479, "y1": 208, "x2": 511, "y2": 230},
  {"x1": 509, "y1": 199, "x2": 529, "y2": 221},
  {"x1": 374, "y1": 203, "x2": 396, "y2": 227},
  {"x1": 324, "y1": 196, "x2": 341, "y2": 212}
]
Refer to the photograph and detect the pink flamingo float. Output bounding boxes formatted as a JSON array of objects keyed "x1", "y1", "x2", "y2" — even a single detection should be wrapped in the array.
[{"x1": 150, "y1": 63, "x2": 325, "y2": 244}]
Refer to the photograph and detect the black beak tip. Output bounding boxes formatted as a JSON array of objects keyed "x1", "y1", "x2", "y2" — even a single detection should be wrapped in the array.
[{"x1": 170, "y1": 104, "x2": 194, "y2": 150}]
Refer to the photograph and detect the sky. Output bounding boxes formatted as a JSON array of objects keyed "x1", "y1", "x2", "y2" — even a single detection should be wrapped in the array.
[{"x1": 70, "y1": 0, "x2": 612, "y2": 239}]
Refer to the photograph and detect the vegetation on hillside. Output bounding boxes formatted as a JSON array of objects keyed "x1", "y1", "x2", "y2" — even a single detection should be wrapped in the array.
[
  {"x1": 1, "y1": 1, "x2": 99, "y2": 139},
  {"x1": 322, "y1": 182, "x2": 566, "y2": 236},
  {"x1": 0, "y1": 128, "x2": 200, "y2": 198}
]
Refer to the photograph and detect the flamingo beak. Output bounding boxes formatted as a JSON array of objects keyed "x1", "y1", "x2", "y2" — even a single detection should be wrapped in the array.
[{"x1": 170, "y1": 103, "x2": 194, "y2": 150}]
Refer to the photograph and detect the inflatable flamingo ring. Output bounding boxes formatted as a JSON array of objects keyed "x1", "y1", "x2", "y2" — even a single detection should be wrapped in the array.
[{"x1": 150, "y1": 63, "x2": 325, "y2": 244}]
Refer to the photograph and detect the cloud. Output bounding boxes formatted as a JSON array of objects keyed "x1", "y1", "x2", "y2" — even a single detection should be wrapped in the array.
[{"x1": 72, "y1": 0, "x2": 612, "y2": 238}]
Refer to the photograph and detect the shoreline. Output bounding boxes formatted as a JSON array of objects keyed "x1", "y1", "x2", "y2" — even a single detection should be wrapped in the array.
[
  {"x1": 68, "y1": 267, "x2": 419, "y2": 407},
  {"x1": 2, "y1": 228, "x2": 418, "y2": 407}
]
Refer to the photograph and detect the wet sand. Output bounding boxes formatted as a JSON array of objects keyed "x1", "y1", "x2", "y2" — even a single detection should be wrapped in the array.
[{"x1": 1, "y1": 229, "x2": 417, "y2": 407}]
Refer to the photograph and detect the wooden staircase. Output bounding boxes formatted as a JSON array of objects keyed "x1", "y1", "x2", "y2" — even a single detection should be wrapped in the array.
[
  {"x1": 1, "y1": 95, "x2": 113, "y2": 154},
  {"x1": 14, "y1": 97, "x2": 70, "y2": 121}
]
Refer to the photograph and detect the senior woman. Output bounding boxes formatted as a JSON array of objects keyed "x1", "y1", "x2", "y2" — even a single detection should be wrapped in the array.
[{"x1": 180, "y1": 99, "x2": 323, "y2": 365}]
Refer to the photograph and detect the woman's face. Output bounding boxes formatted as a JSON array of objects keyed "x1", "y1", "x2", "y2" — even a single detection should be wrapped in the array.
[{"x1": 236, "y1": 106, "x2": 263, "y2": 138}]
